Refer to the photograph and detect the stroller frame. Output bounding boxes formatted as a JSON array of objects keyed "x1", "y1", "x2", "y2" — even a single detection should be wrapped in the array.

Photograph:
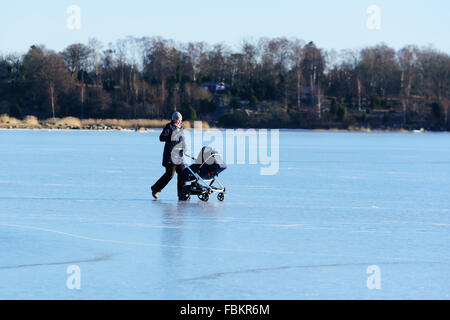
[{"x1": 182, "y1": 152, "x2": 226, "y2": 202}]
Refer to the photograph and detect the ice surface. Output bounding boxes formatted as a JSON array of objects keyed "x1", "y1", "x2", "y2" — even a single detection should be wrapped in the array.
[{"x1": 0, "y1": 129, "x2": 449, "y2": 299}]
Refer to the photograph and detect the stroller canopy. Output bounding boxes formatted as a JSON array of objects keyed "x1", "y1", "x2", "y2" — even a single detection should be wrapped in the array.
[
  {"x1": 181, "y1": 146, "x2": 226, "y2": 182},
  {"x1": 194, "y1": 146, "x2": 225, "y2": 166}
]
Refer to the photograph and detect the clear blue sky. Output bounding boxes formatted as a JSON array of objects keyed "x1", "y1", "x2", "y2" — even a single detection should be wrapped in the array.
[{"x1": 0, "y1": 0, "x2": 449, "y2": 54}]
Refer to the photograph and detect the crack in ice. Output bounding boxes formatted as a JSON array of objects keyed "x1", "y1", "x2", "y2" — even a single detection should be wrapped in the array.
[{"x1": 0, "y1": 254, "x2": 113, "y2": 270}]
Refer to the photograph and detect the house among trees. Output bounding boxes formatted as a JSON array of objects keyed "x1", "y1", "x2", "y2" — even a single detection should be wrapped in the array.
[{"x1": 201, "y1": 82, "x2": 226, "y2": 94}]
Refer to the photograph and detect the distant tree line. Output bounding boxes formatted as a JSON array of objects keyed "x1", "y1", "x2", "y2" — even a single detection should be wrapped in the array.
[{"x1": 0, "y1": 36, "x2": 448, "y2": 129}]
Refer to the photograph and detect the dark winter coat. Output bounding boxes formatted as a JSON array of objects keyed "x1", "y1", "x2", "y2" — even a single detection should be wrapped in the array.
[{"x1": 159, "y1": 122, "x2": 186, "y2": 167}]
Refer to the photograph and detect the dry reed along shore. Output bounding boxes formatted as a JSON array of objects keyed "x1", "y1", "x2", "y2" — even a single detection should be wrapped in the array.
[{"x1": 0, "y1": 115, "x2": 211, "y2": 131}]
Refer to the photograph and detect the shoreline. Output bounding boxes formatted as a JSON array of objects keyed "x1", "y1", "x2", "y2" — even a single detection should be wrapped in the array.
[
  {"x1": 0, "y1": 126, "x2": 433, "y2": 134},
  {"x1": 0, "y1": 115, "x2": 439, "y2": 133}
]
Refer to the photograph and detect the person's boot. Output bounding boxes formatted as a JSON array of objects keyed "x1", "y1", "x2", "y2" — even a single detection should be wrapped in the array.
[
  {"x1": 151, "y1": 187, "x2": 159, "y2": 200},
  {"x1": 178, "y1": 185, "x2": 190, "y2": 201},
  {"x1": 178, "y1": 192, "x2": 189, "y2": 201}
]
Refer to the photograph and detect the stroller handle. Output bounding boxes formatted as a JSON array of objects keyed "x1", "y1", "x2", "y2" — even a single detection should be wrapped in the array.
[{"x1": 184, "y1": 153, "x2": 196, "y2": 161}]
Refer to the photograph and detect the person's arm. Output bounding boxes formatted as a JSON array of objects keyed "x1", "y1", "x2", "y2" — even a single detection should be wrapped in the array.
[
  {"x1": 159, "y1": 125, "x2": 172, "y2": 142},
  {"x1": 181, "y1": 129, "x2": 187, "y2": 154}
]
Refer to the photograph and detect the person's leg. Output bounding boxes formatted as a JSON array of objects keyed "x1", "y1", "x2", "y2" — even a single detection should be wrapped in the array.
[
  {"x1": 152, "y1": 166, "x2": 176, "y2": 193},
  {"x1": 176, "y1": 164, "x2": 187, "y2": 199}
]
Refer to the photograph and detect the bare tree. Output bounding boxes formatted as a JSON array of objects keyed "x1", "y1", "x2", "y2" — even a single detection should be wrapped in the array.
[
  {"x1": 87, "y1": 38, "x2": 104, "y2": 85},
  {"x1": 61, "y1": 43, "x2": 91, "y2": 80},
  {"x1": 186, "y1": 42, "x2": 207, "y2": 82},
  {"x1": 290, "y1": 39, "x2": 305, "y2": 109},
  {"x1": 301, "y1": 42, "x2": 325, "y2": 116},
  {"x1": 398, "y1": 46, "x2": 418, "y2": 123},
  {"x1": 23, "y1": 46, "x2": 73, "y2": 118}
]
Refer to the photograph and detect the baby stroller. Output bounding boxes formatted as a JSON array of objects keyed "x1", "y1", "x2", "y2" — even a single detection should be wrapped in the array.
[{"x1": 180, "y1": 146, "x2": 227, "y2": 202}]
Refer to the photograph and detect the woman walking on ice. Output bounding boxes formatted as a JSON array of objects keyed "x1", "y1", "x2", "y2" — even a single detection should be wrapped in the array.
[{"x1": 151, "y1": 112, "x2": 187, "y2": 201}]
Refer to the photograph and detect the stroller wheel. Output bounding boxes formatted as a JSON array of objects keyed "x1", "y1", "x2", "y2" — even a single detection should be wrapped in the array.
[
  {"x1": 198, "y1": 192, "x2": 210, "y2": 202},
  {"x1": 217, "y1": 193, "x2": 225, "y2": 202}
]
